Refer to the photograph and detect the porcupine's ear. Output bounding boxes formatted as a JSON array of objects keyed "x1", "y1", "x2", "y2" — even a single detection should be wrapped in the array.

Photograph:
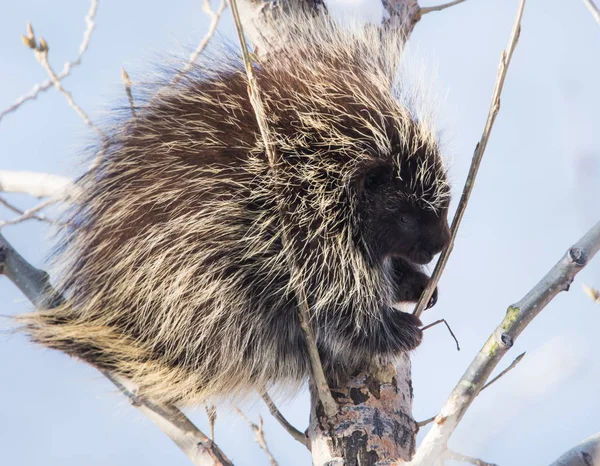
[{"x1": 356, "y1": 164, "x2": 392, "y2": 196}]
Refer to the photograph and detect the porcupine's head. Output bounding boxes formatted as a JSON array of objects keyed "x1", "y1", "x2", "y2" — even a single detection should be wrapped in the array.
[{"x1": 257, "y1": 21, "x2": 451, "y2": 269}]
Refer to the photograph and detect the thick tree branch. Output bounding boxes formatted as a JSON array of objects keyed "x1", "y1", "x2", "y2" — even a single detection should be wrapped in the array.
[
  {"x1": 0, "y1": 171, "x2": 73, "y2": 198},
  {"x1": 409, "y1": 220, "x2": 600, "y2": 465},
  {"x1": 0, "y1": 232, "x2": 233, "y2": 466},
  {"x1": 550, "y1": 432, "x2": 600, "y2": 466},
  {"x1": 414, "y1": 0, "x2": 526, "y2": 318},
  {"x1": 584, "y1": 0, "x2": 600, "y2": 25}
]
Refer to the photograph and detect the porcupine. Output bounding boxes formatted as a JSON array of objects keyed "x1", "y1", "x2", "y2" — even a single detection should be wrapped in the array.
[{"x1": 20, "y1": 19, "x2": 451, "y2": 406}]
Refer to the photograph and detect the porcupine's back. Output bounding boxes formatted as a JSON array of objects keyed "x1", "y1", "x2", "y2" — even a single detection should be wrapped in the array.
[{"x1": 20, "y1": 21, "x2": 442, "y2": 405}]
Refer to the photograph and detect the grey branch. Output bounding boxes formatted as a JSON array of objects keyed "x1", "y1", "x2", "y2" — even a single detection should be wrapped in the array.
[
  {"x1": 420, "y1": 0, "x2": 468, "y2": 16},
  {"x1": 584, "y1": 0, "x2": 600, "y2": 25},
  {"x1": 409, "y1": 220, "x2": 600, "y2": 465},
  {"x1": 0, "y1": 170, "x2": 73, "y2": 198},
  {"x1": 173, "y1": 0, "x2": 228, "y2": 83},
  {"x1": 0, "y1": 197, "x2": 56, "y2": 227},
  {"x1": 0, "y1": 0, "x2": 98, "y2": 122},
  {"x1": 0, "y1": 232, "x2": 234, "y2": 466},
  {"x1": 413, "y1": 0, "x2": 526, "y2": 318},
  {"x1": 234, "y1": 408, "x2": 279, "y2": 466},
  {"x1": 444, "y1": 449, "x2": 498, "y2": 466},
  {"x1": 261, "y1": 392, "x2": 308, "y2": 447},
  {"x1": 229, "y1": 0, "x2": 338, "y2": 417},
  {"x1": 549, "y1": 432, "x2": 600, "y2": 466}
]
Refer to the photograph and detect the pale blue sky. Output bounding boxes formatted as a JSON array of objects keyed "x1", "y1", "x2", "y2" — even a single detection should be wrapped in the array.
[{"x1": 1, "y1": 1, "x2": 599, "y2": 465}]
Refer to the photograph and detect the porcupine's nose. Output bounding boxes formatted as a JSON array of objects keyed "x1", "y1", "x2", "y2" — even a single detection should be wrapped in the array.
[{"x1": 426, "y1": 222, "x2": 450, "y2": 256}]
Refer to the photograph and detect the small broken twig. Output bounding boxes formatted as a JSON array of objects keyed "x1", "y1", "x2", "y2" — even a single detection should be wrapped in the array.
[
  {"x1": 444, "y1": 449, "x2": 498, "y2": 466},
  {"x1": 480, "y1": 351, "x2": 525, "y2": 391},
  {"x1": 583, "y1": 283, "x2": 600, "y2": 304},
  {"x1": 583, "y1": 0, "x2": 600, "y2": 25},
  {"x1": 234, "y1": 407, "x2": 279, "y2": 466},
  {"x1": 421, "y1": 318, "x2": 460, "y2": 351},
  {"x1": 420, "y1": 0, "x2": 468, "y2": 16}
]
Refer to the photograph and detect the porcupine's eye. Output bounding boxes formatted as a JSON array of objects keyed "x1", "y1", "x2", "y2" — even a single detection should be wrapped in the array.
[{"x1": 400, "y1": 215, "x2": 412, "y2": 225}]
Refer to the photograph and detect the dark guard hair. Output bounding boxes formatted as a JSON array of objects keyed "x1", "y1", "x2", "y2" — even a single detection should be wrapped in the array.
[{"x1": 19, "y1": 19, "x2": 451, "y2": 405}]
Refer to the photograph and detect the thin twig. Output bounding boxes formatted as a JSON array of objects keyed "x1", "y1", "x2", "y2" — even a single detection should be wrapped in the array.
[
  {"x1": 228, "y1": 0, "x2": 337, "y2": 417},
  {"x1": 416, "y1": 415, "x2": 437, "y2": 429},
  {"x1": 261, "y1": 392, "x2": 308, "y2": 447},
  {"x1": 234, "y1": 408, "x2": 279, "y2": 466},
  {"x1": 480, "y1": 351, "x2": 525, "y2": 391},
  {"x1": 173, "y1": 0, "x2": 228, "y2": 84},
  {"x1": 444, "y1": 449, "x2": 498, "y2": 466},
  {"x1": 0, "y1": 197, "x2": 57, "y2": 228},
  {"x1": 584, "y1": 0, "x2": 600, "y2": 25},
  {"x1": 583, "y1": 283, "x2": 600, "y2": 304},
  {"x1": 408, "y1": 220, "x2": 600, "y2": 466},
  {"x1": 121, "y1": 68, "x2": 136, "y2": 117},
  {"x1": 206, "y1": 403, "x2": 217, "y2": 441},
  {"x1": 25, "y1": 34, "x2": 106, "y2": 140},
  {"x1": 420, "y1": 0, "x2": 468, "y2": 15},
  {"x1": 0, "y1": 233, "x2": 233, "y2": 466},
  {"x1": 421, "y1": 318, "x2": 460, "y2": 351},
  {"x1": 0, "y1": 0, "x2": 98, "y2": 122},
  {"x1": 414, "y1": 0, "x2": 525, "y2": 319}
]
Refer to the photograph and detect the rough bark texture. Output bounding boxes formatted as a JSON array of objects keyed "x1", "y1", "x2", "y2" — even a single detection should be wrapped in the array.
[
  {"x1": 550, "y1": 432, "x2": 600, "y2": 466},
  {"x1": 308, "y1": 354, "x2": 417, "y2": 465}
]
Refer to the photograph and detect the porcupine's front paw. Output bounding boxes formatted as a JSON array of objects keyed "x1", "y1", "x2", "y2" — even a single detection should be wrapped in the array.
[
  {"x1": 388, "y1": 310, "x2": 423, "y2": 351},
  {"x1": 395, "y1": 269, "x2": 438, "y2": 310}
]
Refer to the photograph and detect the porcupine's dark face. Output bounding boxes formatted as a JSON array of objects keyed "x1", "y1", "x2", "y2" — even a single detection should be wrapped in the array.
[{"x1": 357, "y1": 162, "x2": 451, "y2": 265}]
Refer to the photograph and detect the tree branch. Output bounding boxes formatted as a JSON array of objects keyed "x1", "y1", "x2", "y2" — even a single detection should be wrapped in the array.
[
  {"x1": 0, "y1": 171, "x2": 73, "y2": 198},
  {"x1": 261, "y1": 392, "x2": 308, "y2": 447},
  {"x1": 413, "y1": 0, "x2": 526, "y2": 318},
  {"x1": 409, "y1": 220, "x2": 600, "y2": 465},
  {"x1": 233, "y1": 408, "x2": 279, "y2": 466},
  {"x1": 583, "y1": 0, "x2": 600, "y2": 25},
  {"x1": 443, "y1": 449, "x2": 498, "y2": 466},
  {"x1": 420, "y1": 0, "x2": 468, "y2": 16},
  {"x1": 0, "y1": 0, "x2": 98, "y2": 122},
  {"x1": 0, "y1": 232, "x2": 234, "y2": 466},
  {"x1": 229, "y1": 0, "x2": 338, "y2": 417},
  {"x1": 549, "y1": 432, "x2": 600, "y2": 466}
]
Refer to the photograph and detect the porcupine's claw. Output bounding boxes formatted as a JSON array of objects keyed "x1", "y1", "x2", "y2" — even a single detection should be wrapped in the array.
[{"x1": 426, "y1": 287, "x2": 438, "y2": 310}]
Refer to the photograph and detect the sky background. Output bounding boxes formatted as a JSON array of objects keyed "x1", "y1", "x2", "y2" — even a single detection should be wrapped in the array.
[{"x1": 1, "y1": 0, "x2": 599, "y2": 465}]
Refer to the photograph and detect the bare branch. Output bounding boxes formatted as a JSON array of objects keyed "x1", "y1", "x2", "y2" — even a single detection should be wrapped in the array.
[
  {"x1": 0, "y1": 197, "x2": 55, "y2": 226},
  {"x1": 549, "y1": 432, "x2": 600, "y2": 466},
  {"x1": 0, "y1": 197, "x2": 58, "y2": 228},
  {"x1": 261, "y1": 392, "x2": 308, "y2": 447},
  {"x1": 414, "y1": 0, "x2": 526, "y2": 318},
  {"x1": 583, "y1": 283, "x2": 600, "y2": 304},
  {"x1": 234, "y1": 408, "x2": 279, "y2": 466},
  {"x1": 173, "y1": 0, "x2": 228, "y2": 83},
  {"x1": 480, "y1": 351, "x2": 525, "y2": 392},
  {"x1": 228, "y1": 0, "x2": 337, "y2": 417},
  {"x1": 0, "y1": 0, "x2": 99, "y2": 122},
  {"x1": 409, "y1": 220, "x2": 600, "y2": 465},
  {"x1": 0, "y1": 171, "x2": 73, "y2": 198},
  {"x1": 444, "y1": 449, "x2": 498, "y2": 466},
  {"x1": 0, "y1": 232, "x2": 234, "y2": 466},
  {"x1": 206, "y1": 403, "x2": 217, "y2": 441},
  {"x1": 27, "y1": 36, "x2": 106, "y2": 139},
  {"x1": 105, "y1": 372, "x2": 233, "y2": 466},
  {"x1": 421, "y1": 318, "x2": 460, "y2": 351},
  {"x1": 121, "y1": 68, "x2": 136, "y2": 117},
  {"x1": 420, "y1": 0, "x2": 468, "y2": 16},
  {"x1": 584, "y1": 0, "x2": 600, "y2": 25}
]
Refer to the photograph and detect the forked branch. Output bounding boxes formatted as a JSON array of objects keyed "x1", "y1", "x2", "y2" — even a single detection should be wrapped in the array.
[{"x1": 409, "y1": 220, "x2": 600, "y2": 465}]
